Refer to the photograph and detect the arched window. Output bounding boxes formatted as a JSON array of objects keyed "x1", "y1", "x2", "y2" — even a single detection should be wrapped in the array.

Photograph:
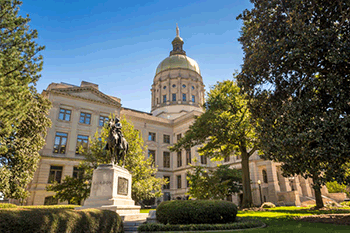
[{"x1": 262, "y1": 170, "x2": 268, "y2": 183}]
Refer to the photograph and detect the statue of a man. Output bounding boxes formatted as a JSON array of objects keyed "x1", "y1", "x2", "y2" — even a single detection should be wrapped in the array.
[{"x1": 110, "y1": 117, "x2": 124, "y2": 150}]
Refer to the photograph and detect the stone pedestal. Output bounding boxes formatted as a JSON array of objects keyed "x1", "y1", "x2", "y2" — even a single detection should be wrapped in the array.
[{"x1": 77, "y1": 164, "x2": 140, "y2": 215}]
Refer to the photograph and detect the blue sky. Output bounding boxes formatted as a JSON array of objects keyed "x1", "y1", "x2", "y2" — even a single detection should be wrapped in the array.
[{"x1": 21, "y1": 0, "x2": 253, "y2": 112}]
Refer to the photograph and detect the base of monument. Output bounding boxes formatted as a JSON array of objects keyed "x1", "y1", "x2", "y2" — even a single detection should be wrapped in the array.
[
  {"x1": 76, "y1": 164, "x2": 141, "y2": 216},
  {"x1": 77, "y1": 204, "x2": 141, "y2": 215}
]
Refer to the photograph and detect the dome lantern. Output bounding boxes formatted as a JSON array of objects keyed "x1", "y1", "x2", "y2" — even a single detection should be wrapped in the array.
[{"x1": 170, "y1": 24, "x2": 186, "y2": 56}]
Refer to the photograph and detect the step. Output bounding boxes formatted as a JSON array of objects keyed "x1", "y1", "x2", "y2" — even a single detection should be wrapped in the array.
[{"x1": 122, "y1": 213, "x2": 148, "y2": 221}]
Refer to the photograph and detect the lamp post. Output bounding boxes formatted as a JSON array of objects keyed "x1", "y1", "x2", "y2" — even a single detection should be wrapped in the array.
[{"x1": 257, "y1": 180, "x2": 263, "y2": 205}]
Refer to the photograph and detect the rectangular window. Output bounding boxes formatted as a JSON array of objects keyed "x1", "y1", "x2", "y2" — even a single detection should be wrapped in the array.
[
  {"x1": 163, "y1": 176, "x2": 170, "y2": 190},
  {"x1": 177, "y1": 151, "x2": 182, "y2": 167},
  {"x1": 163, "y1": 152, "x2": 170, "y2": 168},
  {"x1": 182, "y1": 94, "x2": 186, "y2": 101},
  {"x1": 148, "y1": 150, "x2": 156, "y2": 165},
  {"x1": 163, "y1": 95, "x2": 167, "y2": 103},
  {"x1": 201, "y1": 155, "x2": 207, "y2": 164},
  {"x1": 163, "y1": 134, "x2": 170, "y2": 144},
  {"x1": 48, "y1": 166, "x2": 63, "y2": 184},
  {"x1": 192, "y1": 95, "x2": 195, "y2": 102},
  {"x1": 172, "y1": 93, "x2": 176, "y2": 101},
  {"x1": 177, "y1": 133, "x2": 182, "y2": 142},
  {"x1": 73, "y1": 167, "x2": 83, "y2": 179},
  {"x1": 224, "y1": 156, "x2": 230, "y2": 162},
  {"x1": 186, "y1": 148, "x2": 191, "y2": 165},
  {"x1": 79, "y1": 112, "x2": 91, "y2": 125},
  {"x1": 58, "y1": 108, "x2": 71, "y2": 121},
  {"x1": 53, "y1": 132, "x2": 68, "y2": 154},
  {"x1": 177, "y1": 175, "x2": 182, "y2": 189},
  {"x1": 76, "y1": 135, "x2": 89, "y2": 154},
  {"x1": 148, "y1": 132, "x2": 156, "y2": 141},
  {"x1": 99, "y1": 116, "x2": 109, "y2": 127}
]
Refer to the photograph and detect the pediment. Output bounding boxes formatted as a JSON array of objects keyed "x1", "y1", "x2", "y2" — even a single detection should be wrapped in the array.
[
  {"x1": 68, "y1": 90, "x2": 108, "y2": 103},
  {"x1": 50, "y1": 87, "x2": 121, "y2": 107}
]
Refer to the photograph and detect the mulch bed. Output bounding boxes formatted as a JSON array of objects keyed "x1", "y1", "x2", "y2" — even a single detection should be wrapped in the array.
[{"x1": 296, "y1": 214, "x2": 350, "y2": 225}]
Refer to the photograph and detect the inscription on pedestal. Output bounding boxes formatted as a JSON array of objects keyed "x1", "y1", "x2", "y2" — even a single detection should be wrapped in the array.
[{"x1": 118, "y1": 177, "x2": 128, "y2": 195}]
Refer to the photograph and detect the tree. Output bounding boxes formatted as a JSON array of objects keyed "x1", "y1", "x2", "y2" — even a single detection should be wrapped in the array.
[
  {"x1": 187, "y1": 164, "x2": 242, "y2": 200},
  {"x1": 172, "y1": 80, "x2": 258, "y2": 207},
  {"x1": 237, "y1": 0, "x2": 350, "y2": 208},
  {"x1": 0, "y1": 1, "x2": 51, "y2": 203},
  {"x1": 0, "y1": 89, "x2": 51, "y2": 203},
  {"x1": 0, "y1": 0, "x2": 45, "y2": 139},
  {"x1": 46, "y1": 163, "x2": 91, "y2": 205},
  {"x1": 47, "y1": 117, "x2": 166, "y2": 205}
]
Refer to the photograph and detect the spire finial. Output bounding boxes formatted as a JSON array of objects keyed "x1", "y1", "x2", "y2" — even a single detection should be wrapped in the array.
[{"x1": 176, "y1": 23, "x2": 179, "y2": 37}]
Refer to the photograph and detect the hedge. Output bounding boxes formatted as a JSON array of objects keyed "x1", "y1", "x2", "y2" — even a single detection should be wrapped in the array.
[
  {"x1": 156, "y1": 200, "x2": 237, "y2": 225},
  {"x1": 138, "y1": 218, "x2": 264, "y2": 232},
  {"x1": 0, "y1": 203, "x2": 17, "y2": 209},
  {"x1": 0, "y1": 208, "x2": 123, "y2": 233}
]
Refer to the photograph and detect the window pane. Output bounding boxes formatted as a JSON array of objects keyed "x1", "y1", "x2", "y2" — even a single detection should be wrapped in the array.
[
  {"x1": 58, "y1": 113, "x2": 64, "y2": 120},
  {"x1": 65, "y1": 114, "x2": 70, "y2": 121}
]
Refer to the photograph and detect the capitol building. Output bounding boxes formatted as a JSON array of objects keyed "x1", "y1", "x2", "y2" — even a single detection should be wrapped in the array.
[{"x1": 26, "y1": 27, "x2": 323, "y2": 207}]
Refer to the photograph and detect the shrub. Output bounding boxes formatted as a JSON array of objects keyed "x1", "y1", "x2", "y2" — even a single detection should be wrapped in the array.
[
  {"x1": 0, "y1": 203, "x2": 17, "y2": 209},
  {"x1": 156, "y1": 200, "x2": 237, "y2": 224},
  {"x1": 138, "y1": 218, "x2": 264, "y2": 232},
  {"x1": 21, "y1": 204, "x2": 79, "y2": 209},
  {"x1": 261, "y1": 202, "x2": 276, "y2": 208},
  {"x1": 340, "y1": 201, "x2": 350, "y2": 207},
  {"x1": 0, "y1": 208, "x2": 123, "y2": 233}
]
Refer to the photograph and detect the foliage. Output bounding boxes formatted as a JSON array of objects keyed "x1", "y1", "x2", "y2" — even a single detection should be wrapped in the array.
[
  {"x1": 261, "y1": 202, "x2": 276, "y2": 209},
  {"x1": 0, "y1": 0, "x2": 51, "y2": 203},
  {"x1": 156, "y1": 200, "x2": 237, "y2": 224},
  {"x1": 326, "y1": 181, "x2": 348, "y2": 195},
  {"x1": 138, "y1": 219, "x2": 263, "y2": 232},
  {"x1": 340, "y1": 201, "x2": 350, "y2": 207},
  {"x1": 46, "y1": 163, "x2": 91, "y2": 205},
  {"x1": 0, "y1": 0, "x2": 45, "y2": 137},
  {"x1": 48, "y1": 116, "x2": 166, "y2": 205},
  {"x1": 21, "y1": 205, "x2": 79, "y2": 209},
  {"x1": 0, "y1": 203, "x2": 17, "y2": 209},
  {"x1": 187, "y1": 164, "x2": 242, "y2": 200},
  {"x1": 171, "y1": 79, "x2": 258, "y2": 207},
  {"x1": 0, "y1": 208, "x2": 123, "y2": 233},
  {"x1": 237, "y1": 0, "x2": 350, "y2": 208}
]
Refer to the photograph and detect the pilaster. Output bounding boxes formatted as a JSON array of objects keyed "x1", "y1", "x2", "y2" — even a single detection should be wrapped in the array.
[{"x1": 266, "y1": 162, "x2": 280, "y2": 203}]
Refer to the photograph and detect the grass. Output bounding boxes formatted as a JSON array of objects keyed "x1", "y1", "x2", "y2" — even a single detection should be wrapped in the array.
[
  {"x1": 142, "y1": 206, "x2": 350, "y2": 233},
  {"x1": 141, "y1": 208, "x2": 155, "y2": 214}
]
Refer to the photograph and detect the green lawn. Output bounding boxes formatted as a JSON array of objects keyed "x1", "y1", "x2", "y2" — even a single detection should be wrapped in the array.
[
  {"x1": 141, "y1": 206, "x2": 350, "y2": 233},
  {"x1": 233, "y1": 207, "x2": 350, "y2": 233}
]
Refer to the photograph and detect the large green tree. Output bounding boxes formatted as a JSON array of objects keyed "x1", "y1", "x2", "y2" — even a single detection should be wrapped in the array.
[
  {"x1": 0, "y1": 0, "x2": 45, "y2": 139},
  {"x1": 172, "y1": 80, "x2": 258, "y2": 207},
  {"x1": 48, "y1": 117, "x2": 166, "y2": 205},
  {"x1": 187, "y1": 164, "x2": 242, "y2": 200},
  {"x1": 237, "y1": 0, "x2": 350, "y2": 208},
  {"x1": 0, "y1": 1, "x2": 51, "y2": 203}
]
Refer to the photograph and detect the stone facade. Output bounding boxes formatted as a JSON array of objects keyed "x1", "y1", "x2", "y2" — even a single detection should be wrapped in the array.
[{"x1": 26, "y1": 29, "x2": 318, "y2": 207}]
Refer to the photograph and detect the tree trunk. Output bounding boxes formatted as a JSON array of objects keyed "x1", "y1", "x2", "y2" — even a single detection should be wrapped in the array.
[
  {"x1": 312, "y1": 176, "x2": 324, "y2": 209},
  {"x1": 241, "y1": 149, "x2": 253, "y2": 208}
]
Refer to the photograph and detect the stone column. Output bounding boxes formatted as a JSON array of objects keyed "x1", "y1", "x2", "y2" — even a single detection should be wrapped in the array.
[
  {"x1": 266, "y1": 162, "x2": 280, "y2": 203},
  {"x1": 293, "y1": 176, "x2": 303, "y2": 196},
  {"x1": 249, "y1": 162, "x2": 261, "y2": 205},
  {"x1": 277, "y1": 168, "x2": 291, "y2": 192},
  {"x1": 298, "y1": 175, "x2": 313, "y2": 197}
]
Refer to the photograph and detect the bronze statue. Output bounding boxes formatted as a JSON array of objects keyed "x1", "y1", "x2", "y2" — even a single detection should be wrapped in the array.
[{"x1": 104, "y1": 117, "x2": 129, "y2": 166}]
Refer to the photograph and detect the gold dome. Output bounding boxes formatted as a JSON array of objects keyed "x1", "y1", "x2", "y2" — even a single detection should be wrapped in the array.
[{"x1": 155, "y1": 54, "x2": 201, "y2": 75}]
